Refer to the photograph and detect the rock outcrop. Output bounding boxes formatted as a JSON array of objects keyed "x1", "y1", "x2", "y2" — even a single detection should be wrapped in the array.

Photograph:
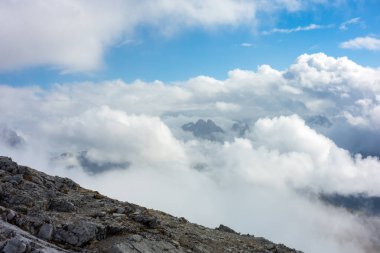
[
  {"x1": 182, "y1": 119, "x2": 224, "y2": 142},
  {"x1": 0, "y1": 156, "x2": 302, "y2": 253}
]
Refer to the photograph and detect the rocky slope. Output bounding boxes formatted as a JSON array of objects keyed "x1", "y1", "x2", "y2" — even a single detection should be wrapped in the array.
[{"x1": 0, "y1": 156, "x2": 301, "y2": 253}]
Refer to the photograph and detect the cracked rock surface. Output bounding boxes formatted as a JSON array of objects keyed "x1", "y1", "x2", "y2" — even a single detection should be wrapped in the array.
[{"x1": 0, "y1": 156, "x2": 302, "y2": 253}]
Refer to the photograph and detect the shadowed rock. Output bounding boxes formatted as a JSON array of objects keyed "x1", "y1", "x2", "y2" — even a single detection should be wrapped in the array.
[
  {"x1": 306, "y1": 115, "x2": 332, "y2": 128},
  {"x1": 231, "y1": 122, "x2": 250, "y2": 137},
  {"x1": 53, "y1": 151, "x2": 130, "y2": 174},
  {"x1": 182, "y1": 119, "x2": 224, "y2": 141},
  {"x1": 320, "y1": 193, "x2": 380, "y2": 216}
]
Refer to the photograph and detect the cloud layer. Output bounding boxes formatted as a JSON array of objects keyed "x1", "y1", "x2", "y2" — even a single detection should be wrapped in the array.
[{"x1": 1, "y1": 53, "x2": 380, "y2": 252}]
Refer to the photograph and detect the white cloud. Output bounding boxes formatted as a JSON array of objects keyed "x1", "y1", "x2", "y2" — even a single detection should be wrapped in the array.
[
  {"x1": 255, "y1": 0, "x2": 336, "y2": 12},
  {"x1": 44, "y1": 106, "x2": 187, "y2": 168},
  {"x1": 339, "y1": 17, "x2": 362, "y2": 30},
  {"x1": 241, "y1": 42, "x2": 253, "y2": 47},
  {"x1": 0, "y1": 0, "x2": 336, "y2": 73},
  {"x1": 215, "y1": 102, "x2": 241, "y2": 112},
  {"x1": 340, "y1": 36, "x2": 380, "y2": 51},
  {"x1": 263, "y1": 24, "x2": 332, "y2": 35},
  {"x1": 285, "y1": 53, "x2": 380, "y2": 92},
  {"x1": 2, "y1": 53, "x2": 380, "y2": 252}
]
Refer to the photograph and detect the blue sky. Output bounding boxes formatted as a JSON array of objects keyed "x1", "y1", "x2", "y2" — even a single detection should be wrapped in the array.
[{"x1": 0, "y1": 0, "x2": 379, "y2": 86}]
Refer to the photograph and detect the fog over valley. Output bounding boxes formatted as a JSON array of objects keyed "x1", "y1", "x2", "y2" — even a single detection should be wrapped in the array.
[{"x1": 2, "y1": 53, "x2": 380, "y2": 252}]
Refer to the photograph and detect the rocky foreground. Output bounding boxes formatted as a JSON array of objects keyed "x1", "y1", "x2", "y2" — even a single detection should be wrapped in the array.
[{"x1": 0, "y1": 156, "x2": 301, "y2": 253}]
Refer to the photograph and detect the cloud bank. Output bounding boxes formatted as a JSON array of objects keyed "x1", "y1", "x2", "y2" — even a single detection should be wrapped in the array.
[{"x1": 2, "y1": 53, "x2": 380, "y2": 252}]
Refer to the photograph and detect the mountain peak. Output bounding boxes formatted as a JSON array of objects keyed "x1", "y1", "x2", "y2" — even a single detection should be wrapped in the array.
[{"x1": 182, "y1": 119, "x2": 224, "y2": 141}]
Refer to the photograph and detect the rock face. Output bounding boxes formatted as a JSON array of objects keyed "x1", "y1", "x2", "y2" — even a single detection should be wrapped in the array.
[
  {"x1": 0, "y1": 156, "x2": 302, "y2": 253},
  {"x1": 182, "y1": 119, "x2": 224, "y2": 141},
  {"x1": 53, "y1": 151, "x2": 130, "y2": 175},
  {"x1": 231, "y1": 122, "x2": 250, "y2": 137},
  {"x1": 305, "y1": 115, "x2": 332, "y2": 128}
]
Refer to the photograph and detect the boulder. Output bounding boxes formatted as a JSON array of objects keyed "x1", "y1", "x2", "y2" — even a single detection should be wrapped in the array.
[
  {"x1": 54, "y1": 221, "x2": 101, "y2": 247},
  {"x1": 38, "y1": 224, "x2": 54, "y2": 241},
  {"x1": 3, "y1": 237, "x2": 27, "y2": 253}
]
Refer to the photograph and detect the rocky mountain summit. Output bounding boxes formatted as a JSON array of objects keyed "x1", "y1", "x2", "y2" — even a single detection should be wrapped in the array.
[
  {"x1": 0, "y1": 156, "x2": 301, "y2": 253},
  {"x1": 182, "y1": 119, "x2": 224, "y2": 142}
]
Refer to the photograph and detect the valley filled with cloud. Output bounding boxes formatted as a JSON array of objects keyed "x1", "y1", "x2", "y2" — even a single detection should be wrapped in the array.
[{"x1": 2, "y1": 53, "x2": 380, "y2": 253}]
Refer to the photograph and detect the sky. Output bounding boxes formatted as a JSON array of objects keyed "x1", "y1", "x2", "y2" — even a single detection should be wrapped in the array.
[
  {"x1": 0, "y1": 0, "x2": 379, "y2": 85},
  {"x1": 1, "y1": 1, "x2": 380, "y2": 253}
]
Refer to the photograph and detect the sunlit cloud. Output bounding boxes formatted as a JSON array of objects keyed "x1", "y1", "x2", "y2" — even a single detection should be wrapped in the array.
[{"x1": 340, "y1": 36, "x2": 380, "y2": 51}]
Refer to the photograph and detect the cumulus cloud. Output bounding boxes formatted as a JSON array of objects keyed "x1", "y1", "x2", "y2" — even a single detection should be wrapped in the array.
[
  {"x1": 2, "y1": 53, "x2": 380, "y2": 252},
  {"x1": 0, "y1": 0, "x2": 336, "y2": 72},
  {"x1": 340, "y1": 36, "x2": 380, "y2": 51},
  {"x1": 285, "y1": 53, "x2": 380, "y2": 92}
]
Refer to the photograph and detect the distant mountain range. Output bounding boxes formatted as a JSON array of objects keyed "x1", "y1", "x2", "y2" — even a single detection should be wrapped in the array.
[{"x1": 320, "y1": 193, "x2": 380, "y2": 216}]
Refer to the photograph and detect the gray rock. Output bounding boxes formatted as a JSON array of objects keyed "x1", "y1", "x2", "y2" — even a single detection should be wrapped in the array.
[
  {"x1": 306, "y1": 115, "x2": 332, "y2": 128},
  {"x1": 0, "y1": 156, "x2": 302, "y2": 253},
  {"x1": 232, "y1": 122, "x2": 250, "y2": 136},
  {"x1": 265, "y1": 243, "x2": 275, "y2": 250},
  {"x1": 55, "y1": 151, "x2": 130, "y2": 175},
  {"x1": 105, "y1": 243, "x2": 135, "y2": 253},
  {"x1": 112, "y1": 213, "x2": 125, "y2": 218},
  {"x1": 7, "y1": 210, "x2": 17, "y2": 221},
  {"x1": 105, "y1": 224, "x2": 125, "y2": 235},
  {"x1": 8, "y1": 194, "x2": 34, "y2": 207},
  {"x1": 216, "y1": 224, "x2": 237, "y2": 234},
  {"x1": 54, "y1": 221, "x2": 99, "y2": 246},
  {"x1": 132, "y1": 214, "x2": 160, "y2": 229},
  {"x1": 48, "y1": 199, "x2": 76, "y2": 212},
  {"x1": 3, "y1": 237, "x2": 27, "y2": 253},
  {"x1": 38, "y1": 224, "x2": 54, "y2": 241},
  {"x1": 182, "y1": 119, "x2": 224, "y2": 141},
  {"x1": 129, "y1": 240, "x2": 181, "y2": 253},
  {"x1": 1, "y1": 220, "x2": 68, "y2": 253},
  {"x1": 89, "y1": 211, "x2": 106, "y2": 218},
  {"x1": 128, "y1": 234, "x2": 143, "y2": 242},
  {"x1": 9, "y1": 174, "x2": 24, "y2": 185}
]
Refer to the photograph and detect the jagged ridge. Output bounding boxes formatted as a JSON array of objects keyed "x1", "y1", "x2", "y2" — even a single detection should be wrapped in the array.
[{"x1": 0, "y1": 156, "x2": 301, "y2": 253}]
